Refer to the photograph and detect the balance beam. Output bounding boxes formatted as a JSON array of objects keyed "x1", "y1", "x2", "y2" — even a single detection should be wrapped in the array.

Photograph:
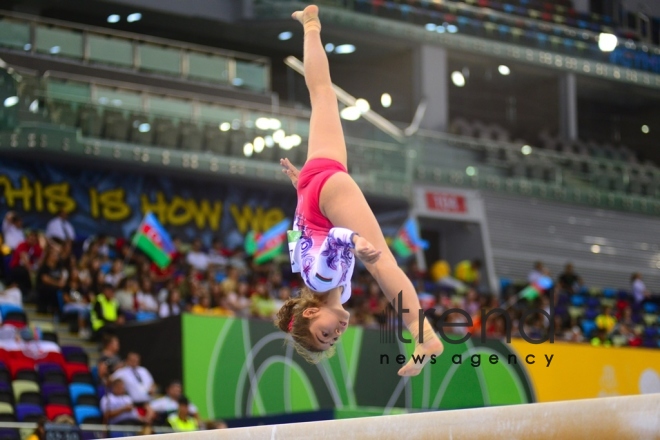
[{"x1": 126, "y1": 394, "x2": 660, "y2": 439}]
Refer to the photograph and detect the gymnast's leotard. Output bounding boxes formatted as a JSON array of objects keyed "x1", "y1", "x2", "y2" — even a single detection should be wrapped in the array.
[{"x1": 288, "y1": 158, "x2": 356, "y2": 303}]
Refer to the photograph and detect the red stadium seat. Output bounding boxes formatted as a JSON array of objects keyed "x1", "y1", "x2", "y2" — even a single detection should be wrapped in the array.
[
  {"x1": 63, "y1": 364, "x2": 90, "y2": 383},
  {"x1": 45, "y1": 404, "x2": 73, "y2": 421},
  {"x1": 8, "y1": 358, "x2": 36, "y2": 380}
]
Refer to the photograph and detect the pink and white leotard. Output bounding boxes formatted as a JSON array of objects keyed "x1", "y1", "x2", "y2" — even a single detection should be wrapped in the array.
[{"x1": 289, "y1": 158, "x2": 356, "y2": 304}]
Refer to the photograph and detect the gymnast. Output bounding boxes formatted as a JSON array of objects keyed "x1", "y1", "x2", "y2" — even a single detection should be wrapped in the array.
[{"x1": 275, "y1": 5, "x2": 443, "y2": 376}]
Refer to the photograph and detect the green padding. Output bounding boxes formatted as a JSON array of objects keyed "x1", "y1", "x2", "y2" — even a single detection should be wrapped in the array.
[
  {"x1": 334, "y1": 407, "x2": 408, "y2": 419},
  {"x1": 88, "y1": 35, "x2": 133, "y2": 67},
  {"x1": 0, "y1": 20, "x2": 30, "y2": 49},
  {"x1": 139, "y1": 44, "x2": 181, "y2": 75},
  {"x1": 35, "y1": 26, "x2": 83, "y2": 58}
]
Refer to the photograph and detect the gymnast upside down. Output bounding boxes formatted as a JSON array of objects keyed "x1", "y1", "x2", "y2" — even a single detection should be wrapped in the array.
[{"x1": 275, "y1": 5, "x2": 443, "y2": 376}]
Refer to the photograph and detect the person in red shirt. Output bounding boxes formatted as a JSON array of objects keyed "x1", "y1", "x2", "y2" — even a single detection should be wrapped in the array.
[{"x1": 9, "y1": 231, "x2": 43, "y2": 298}]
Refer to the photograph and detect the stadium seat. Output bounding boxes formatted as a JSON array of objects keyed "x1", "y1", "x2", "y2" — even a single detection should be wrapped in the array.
[
  {"x1": 75, "y1": 394, "x2": 99, "y2": 407},
  {"x1": 0, "y1": 428, "x2": 19, "y2": 440},
  {"x1": 71, "y1": 372, "x2": 95, "y2": 385},
  {"x1": 74, "y1": 405, "x2": 102, "y2": 425},
  {"x1": 15, "y1": 403, "x2": 44, "y2": 422},
  {"x1": 581, "y1": 320, "x2": 597, "y2": 338},
  {"x1": 0, "y1": 304, "x2": 23, "y2": 320},
  {"x1": 0, "y1": 368, "x2": 10, "y2": 385},
  {"x1": 41, "y1": 331, "x2": 59, "y2": 344},
  {"x1": 41, "y1": 384, "x2": 70, "y2": 406},
  {"x1": 45, "y1": 404, "x2": 73, "y2": 421},
  {"x1": 62, "y1": 349, "x2": 88, "y2": 366},
  {"x1": 8, "y1": 358, "x2": 36, "y2": 380},
  {"x1": 0, "y1": 403, "x2": 13, "y2": 415},
  {"x1": 69, "y1": 383, "x2": 96, "y2": 405},
  {"x1": 643, "y1": 303, "x2": 659, "y2": 314},
  {"x1": 18, "y1": 390, "x2": 42, "y2": 405},
  {"x1": 0, "y1": 391, "x2": 12, "y2": 405},
  {"x1": 37, "y1": 353, "x2": 66, "y2": 368},
  {"x1": 15, "y1": 369, "x2": 39, "y2": 383},
  {"x1": 12, "y1": 380, "x2": 40, "y2": 403},
  {"x1": 64, "y1": 363, "x2": 90, "y2": 382}
]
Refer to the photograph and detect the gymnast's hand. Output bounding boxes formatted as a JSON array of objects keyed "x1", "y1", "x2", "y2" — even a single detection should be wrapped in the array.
[
  {"x1": 280, "y1": 158, "x2": 300, "y2": 189},
  {"x1": 352, "y1": 235, "x2": 381, "y2": 264}
]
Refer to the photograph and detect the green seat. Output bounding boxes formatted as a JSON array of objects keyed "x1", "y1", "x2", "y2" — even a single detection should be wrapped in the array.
[
  {"x1": 12, "y1": 380, "x2": 40, "y2": 403},
  {"x1": 0, "y1": 402, "x2": 13, "y2": 415}
]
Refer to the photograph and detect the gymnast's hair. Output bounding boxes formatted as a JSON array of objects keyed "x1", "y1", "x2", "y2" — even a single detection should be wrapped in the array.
[{"x1": 275, "y1": 285, "x2": 336, "y2": 363}]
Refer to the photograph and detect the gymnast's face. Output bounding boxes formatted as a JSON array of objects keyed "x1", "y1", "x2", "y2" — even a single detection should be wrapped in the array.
[{"x1": 303, "y1": 307, "x2": 349, "y2": 351}]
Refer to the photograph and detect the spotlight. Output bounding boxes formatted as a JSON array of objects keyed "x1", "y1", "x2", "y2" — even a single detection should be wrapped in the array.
[
  {"x1": 521, "y1": 145, "x2": 532, "y2": 155},
  {"x1": 107, "y1": 14, "x2": 120, "y2": 23},
  {"x1": 340, "y1": 106, "x2": 361, "y2": 121},
  {"x1": 498, "y1": 65, "x2": 511, "y2": 75},
  {"x1": 265, "y1": 136, "x2": 274, "y2": 147},
  {"x1": 3, "y1": 96, "x2": 18, "y2": 107},
  {"x1": 273, "y1": 129, "x2": 285, "y2": 143},
  {"x1": 451, "y1": 71, "x2": 466, "y2": 87},
  {"x1": 598, "y1": 33, "x2": 618, "y2": 52},
  {"x1": 243, "y1": 142, "x2": 254, "y2": 157},
  {"x1": 268, "y1": 118, "x2": 282, "y2": 130},
  {"x1": 127, "y1": 13, "x2": 142, "y2": 23},
  {"x1": 641, "y1": 125, "x2": 650, "y2": 134},
  {"x1": 278, "y1": 31, "x2": 293, "y2": 41},
  {"x1": 219, "y1": 122, "x2": 231, "y2": 131},
  {"x1": 255, "y1": 117, "x2": 270, "y2": 130},
  {"x1": 325, "y1": 43, "x2": 335, "y2": 52},
  {"x1": 591, "y1": 244, "x2": 601, "y2": 254},
  {"x1": 466, "y1": 166, "x2": 476, "y2": 176},
  {"x1": 290, "y1": 134, "x2": 302, "y2": 147},
  {"x1": 49, "y1": 46, "x2": 61, "y2": 54},
  {"x1": 381, "y1": 93, "x2": 392, "y2": 108},
  {"x1": 334, "y1": 44, "x2": 355, "y2": 54},
  {"x1": 446, "y1": 24, "x2": 458, "y2": 33},
  {"x1": 355, "y1": 98, "x2": 370, "y2": 113},
  {"x1": 425, "y1": 23, "x2": 436, "y2": 31},
  {"x1": 138, "y1": 123, "x2": 151, "y2": 133},
  {"x1": 254, "y1": 137, "x2": 265, "y2": 153}
]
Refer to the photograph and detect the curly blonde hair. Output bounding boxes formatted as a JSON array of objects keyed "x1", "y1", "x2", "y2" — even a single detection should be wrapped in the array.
[{"x1": 274, "y1": 286, "x2": 336, "y2": 363}]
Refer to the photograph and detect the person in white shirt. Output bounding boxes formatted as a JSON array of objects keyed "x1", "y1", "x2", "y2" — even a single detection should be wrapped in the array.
[
  {"x1": 528, "y1": 261, "x2": 545, "y2": 285},
  {"x1": 100, "y1": 378, "x2": 144, "y2": 425},
  {"x1": 150, "y1": 381, "x2": 198, "y2": 418},
  {"x1": 0, "y1": 281, "x2": 23, "y2": 307},
  {"x1": 45, "y1": 211, "x2": 76, "y2": 242},
  {"x1": 186, "y1": 239, "x2": 209, "y2": 272},
  {"x1": 631, "y1": 272, "x2": 650, "y2": 305},
  {"x1": 111, "y1": 352, "x2": 156, "y2": 405},
  {"x1": 2, "y1": 212, "x2": 25, "y2": 250},
  {"x1": 158, "y1": 289, "x2": 182, "y2": 318}
]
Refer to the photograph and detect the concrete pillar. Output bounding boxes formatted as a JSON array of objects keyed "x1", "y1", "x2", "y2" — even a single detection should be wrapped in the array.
[
  {"x1": 559, "y1": 72, "x2": 578, "y2": 141},
  {"x1": 412, "y1": 45, "x2": 449, "y2": 132}
]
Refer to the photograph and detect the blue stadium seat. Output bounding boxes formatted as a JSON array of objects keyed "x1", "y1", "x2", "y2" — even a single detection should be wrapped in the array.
[
  {"x1": 643, "y1": 303, "x2": 659, "y2": 314},
  {"x1": 602, "y1": 288, "x2": 616, "y2": 298},
  {"x1": 571, "y1": 295, "x2": 586, "y2": 307},
  {"x1": 74, "y1": 405, "x2": 102, "y2": 425},
  {"x1": 584, "y1": 309, "x2": 599, "y2": 320},
  {"x1": 69, "y1": 384, "x2": 96, "y2": 406},
  {"x1": 0, "y1": 304, "x2": 23, "y2": 321},
  {"x1": 581, "y1": 320, "x2": 597, "y2": 338}
]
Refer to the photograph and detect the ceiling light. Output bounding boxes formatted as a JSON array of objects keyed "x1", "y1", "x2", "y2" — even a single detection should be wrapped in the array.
[
  {"x1": 268, "y1": 118, "x2": 282, "y2": 130},
  {"x1": 49, "y1": 46, "x2": 61, "y2": 54},
  {"x1": 446, "y1": 24, "x2": 458, "y2": 33},
  {"x1": 355, "y1": 98, "x2": 370, "y2": 113},
  {"x1": 436, "y1": 26, "x2": 446, "y2": 33},
  {"x1": 255, "y1": 117, "x2": 270, "y2": 130},
  {"x1": 265, "y1": 136, "x2": 274, "y2": 147},
  {"x1": 598, "y1": 33, "x2": 618, "y2": 52},
  {"x1": 107, "y1": 14, "x2": 120, "y2": 23},
  {"x1": 254, "y1": 136, "x2": 265, "y2": 152},
  {"x1": 521, "y1": 145, "x2": 532, "y2": 155},
  {"x1": 127, "y1": 13, "x2": 142, "y2": 23},
  {"x1": 243, "y1": 142, "x2": 254, "y2": 157},
  {"x1": 278, "y1": 31, "x2": 293, "y2": 41},
  {"x1": 273, "y1": 129, "x2": 285, "y2": 143},
  {"x1": 219, "y1": 122, "x2": 231, "y2": 131},
  {"x1": 232, "y1": 78, "x2": 244, "y2": 86},
  {"x1": 466, "y1": 166, "x2": 476, "y2": 176},
  {"x1": 23, "y1": 44, "x2": 31, "y2": 51},
  {"x1": 280, "y1": 137, "x2": 293, "y2": 150},
  {"x1": 28, "y1": 99, "x2": 39, "y2": 113},
  {"x1": 290, "y1": 134, "x2": 302, "y2": 147},
  {"x1": 425, "y1": 23, "x2": 437, "y2": 31},
  {"x1": 498, "y1": 65, "x2": 511, "y2": 75},
  {"x1": 641, "y1": 125, "x2": 650, "y2": 134},
  {"x1": 325, "y1": 43, "x2": 335, "y2": 52},
  {"x1": 138, "y1": 123, "x2": 150, "y2": 133},
  {"x1": 334, "y1": 44, "x2": 355, "y2": 54},
  {"x1": 451, "y1": 71, "x2": 465, "y2": 87},
  {"x1": 591, "y1": 244, "x2": 601, "y2": 254},
  {"x1": 3, "y1": 96, "x2": 18, "y2": 107},
  {"x1": 340, "y1": 106, "x2": 361, "y2": 121},
  {"x1": 381, "y1": 93, "x2": 392, "y2": 108}
]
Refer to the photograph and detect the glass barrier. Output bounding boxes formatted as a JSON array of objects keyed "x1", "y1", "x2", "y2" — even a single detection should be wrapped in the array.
[{"x1": 0, "y1": 11, "x2": 270, "y2": 93}]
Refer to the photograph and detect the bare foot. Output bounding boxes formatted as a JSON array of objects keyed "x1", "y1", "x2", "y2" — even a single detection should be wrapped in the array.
[
  {"x1": 292, "y1": 5, "x2": 321, "y2": 32},
  {"x1": 397, "y1": 337, "x2": 444, "y2": 377},
  {"x1": 280, "y1": 158, "x2": 300, "y2": 188}
]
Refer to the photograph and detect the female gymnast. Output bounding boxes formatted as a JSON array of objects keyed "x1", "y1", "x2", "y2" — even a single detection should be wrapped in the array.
[{"x1": 275, "y1": 5, "x2": 443, "y2": 376}]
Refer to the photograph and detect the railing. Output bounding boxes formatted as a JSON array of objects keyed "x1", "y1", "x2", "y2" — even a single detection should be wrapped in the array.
[{"x1": 0, "y1": 10, "x2": 270, "y2": 93}]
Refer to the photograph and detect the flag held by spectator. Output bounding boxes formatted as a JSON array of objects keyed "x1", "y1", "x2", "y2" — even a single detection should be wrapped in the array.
[
  {"x1": 132, "y1": 213, "x2": 175, "y2": 269},
  {"x1": 245, "y1": 218, "x2": 290, "y2": 265},
  {"x1": 392, "y1": 218, "x2": 428, "y2": 259}
]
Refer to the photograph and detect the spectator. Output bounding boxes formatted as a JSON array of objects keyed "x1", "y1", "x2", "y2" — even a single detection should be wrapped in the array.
[
  {"x1": 454, "y1": 259, "x2": 481, "y2": 288},
  {"x1": 595, "y1": 306, "x2": 617, "y2": 333},
  {"x1": 558, "y1": 263, "x2": 583, "y2": 295},
  {"x1": 208, "y1": 237, "x2": 228, "y2": 268},
  {"x1": 91, "y1": 283, "x2": 124, "y2": 338},
  {"x1": 186, "y1": 239, "x2": 209, "y2": 272},
  {"x1": 0, "y1": 280, "x2": 22, "y2": 307},
  {"x1": 590, "y1": 328, "x2": 612, "y2": 347},
  {"x1": 100, "y1": 378, "x2": 144, "y2": 425},
  {"x1": 224, "y1": 281, "x2": 250, "y2": 317},
  {"x1": 36, "y1": 247, "x2": 67, "y2": 314},
  {"x1": 159, "y1": 288, "x2": 182, "y2": 318},
  {"x1": 2, "y1": 211, "x2": 24, "y2": 251},
  {"x1": 9, "y1": 230, "x2": 43, "y2": 297},
  {"x1": 191, "y1": 294, "x2": 233, "y2": 316},
  {"x1": 250, "y1": 284, "x2": 276, "y2": 319},
  {"x1": 104, "y1": 259, "x2": 125, "y2": 288},
  {"x1": 83, "y1": 234, "x2": 110, "y2": 258},
  {"x1": 45, "y1": 210, "x2": 75, "y2": 242},
  {"x1": 115, "y1": 278, "x2": 139, "y2": 315},
  {"x1": 150, "y1": 381, "x2": 199, "y2": 420},
  {"x1": 168, "y1": 397, "x2": 199, "y2": 432},
  {"x1": 631, "y1": 272, "x2": 650, "y2": 305},
  {"x1": 62, "y1": 277, "x2": 92, "y2": 339},
  {"x1": 111, "y1": 352, "x2": 156, "y2": 405},
  {"x1": 98, "y1": 334, "x2": 123, "y2": 375},
  {"x1": 528, "y1": 261, "x2": 545, "y2": 285},
  {"x1": 137, "y1": 278, "x2": 158, "y2": 313},
  {"x1": 25, "y1": 415, "x2": 47, "y2": 440}
]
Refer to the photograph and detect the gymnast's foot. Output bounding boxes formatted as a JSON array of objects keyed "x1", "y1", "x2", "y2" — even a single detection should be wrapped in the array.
[
  {"x1": 398, "y1": 335, "x2": 444, "y2": 377},
  {"x1": 292, "y1": 5, "x2": 321, "y2": 33},
  {"x1": 280, "y1": 158, "x2": 300, "y2": 189}
]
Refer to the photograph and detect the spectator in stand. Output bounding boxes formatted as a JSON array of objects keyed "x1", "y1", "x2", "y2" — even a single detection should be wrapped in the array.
[
  {"x1": 115, "y1": 278, "x2": 138, "y2": 316},
  {"x1": 25, "y1": 416, "x2": 47, "y2": 440},
  {"x1": 159, "y1": 288, "x2": 183, "y2": 318},
  {"x1": 36, "y1": 247, "x2": 67, "y2": 314},
  {"x1": 99, "y1": 334, "x2": 123, "y2": 375},
  {"x1": 150, "y1": 380, "x2": 199, "y2": 422},
  {"x1": 9, "y1": 230, "x2": 43, "y2": 298},
  {"x1": 0, "y1": 280, "x2": 22, "y2": 307},
  {"x1": 62, "y1": 276, "x2": 92, "y2": 339},
  {"x1": 208, "y1": 237, "x2": 228, "y2": 268},
  {"x1": 83, "y1": 234, "x2": 110, "y2": 258},
  {"x1": 191, "y1": 294, "x2": 233, "y2": 316},
  {"x1": 100, "y1": 378, "x2": 146, "y2": 425},
  {"x1": 91, "y1": 283, "x2": 124, "y2": 338},
  {"x1": 631, "y1": 272, "x2": 651, "y2": 305},
  {"x1": 186, "y1": 239, "x2": 209, "y2": 272},
  {"x1": 224, "y1": 281, "x2": 251, "y2": 317},
  {"x1": 558, "y1": 263, "x2": 583, "y2": 295},
  {"x1": 45, "y1": 210, "x2": 75, "y2": 242},
  {"x1": 454, "y1": 259, "x2": 482, "y2": 289},
  {"x1": 137, "y1": 279, "x2": 159, "y2": 314},
  {"x1": 2, "y1": 211, "x2": 24, "y2": 251},
  {"x1": 250, "y1": 283, "x2": 277, "y2": 319},
  {"x1": 591, "y1": 328, "x2": 612, "y2": 347},
  {"x1": 168, "y1": 397, "x2": 199, "y2": 432},
  {"x1": 111, "y1": 352, "x2": 157, "y2": 407},
  {"x1": 221, "y1": 266, "x2": 240, "y2": 296},
  {"x1": 104, "y1": 259, "x2": 125, "y2": 288},
  {"x1": 596, "y1": 306, "x2": 617, "y2": 334},
  {"x1": 528, "y1": 261, "x2": 545, "y2": 285}
]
